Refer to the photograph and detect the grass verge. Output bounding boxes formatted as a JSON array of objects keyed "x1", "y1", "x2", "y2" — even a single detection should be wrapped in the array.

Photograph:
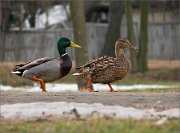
[
  {"x1": 119, "y1": 87, "x2": 180, "y2": 92},
  {"x1": 0, "y1": 119, "x2": 179, "y2": 133}
]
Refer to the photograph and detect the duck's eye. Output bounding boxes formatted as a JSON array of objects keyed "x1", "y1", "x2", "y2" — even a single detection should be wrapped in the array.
[
  {"x1": 64, "y1": 40, "x2": 70, "y2": 45},
  {"x1": 65, "y1": 40, "x2": 69, "y2": 44}
]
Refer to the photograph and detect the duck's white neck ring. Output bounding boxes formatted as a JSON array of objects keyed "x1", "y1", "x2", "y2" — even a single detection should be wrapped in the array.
[{"x1": 61, "y1": 53, "x2": 68, "y2": 57}]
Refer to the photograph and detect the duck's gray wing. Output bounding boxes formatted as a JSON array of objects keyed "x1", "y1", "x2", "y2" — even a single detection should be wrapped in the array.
[
  {"x1": 22, "y1": 58, "x2": 62, "y2": 82},
  {"x1": 13, "y1": 57, "x2": 56, "y2": 71}
]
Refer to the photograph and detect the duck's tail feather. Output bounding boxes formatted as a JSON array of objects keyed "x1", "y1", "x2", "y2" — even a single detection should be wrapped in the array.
[
  {"x1": 11, "y1": 70, "x2": 24, "y2": 76},
  {"x1": 72, "y1": 73, "x2": 82, "y2": 76},
  {"x1": 11, "y1": 71, "x2": 21, "y2": 74}
]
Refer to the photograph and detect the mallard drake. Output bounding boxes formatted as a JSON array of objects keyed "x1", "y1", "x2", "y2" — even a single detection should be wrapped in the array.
[
  {"x1": 11, "y1": 37, "x2": 81, "y2": 92},
  {"x1": 73, "y1": 38, "x2": 137, "y2": 92}
]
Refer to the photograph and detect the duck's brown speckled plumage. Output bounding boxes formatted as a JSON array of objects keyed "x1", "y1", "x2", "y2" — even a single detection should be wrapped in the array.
[
  {"x1": 74, "y1": 38, "x2": 137, "y2": 92},
  {"x1": 77, "y1": 55, "x2": 129, "y2": 84}
]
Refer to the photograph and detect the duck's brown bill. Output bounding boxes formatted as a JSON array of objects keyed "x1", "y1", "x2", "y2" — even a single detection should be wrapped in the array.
[{"x1": 130, "y1": 45, "x2": 138, "y2": 50}]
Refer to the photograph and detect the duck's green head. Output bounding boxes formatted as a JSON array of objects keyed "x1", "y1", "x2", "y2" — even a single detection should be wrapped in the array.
[{"x1": 57, "y1": 37, "x2": 81, "y2": 56}]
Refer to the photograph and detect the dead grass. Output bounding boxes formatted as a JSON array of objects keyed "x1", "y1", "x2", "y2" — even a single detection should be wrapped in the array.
[
  {"x1": 148, "y1": 60, "x2": 180, "y2": 70},
  {"x1": 0, "y1": 62, "x2": 33, "y2": 86}
]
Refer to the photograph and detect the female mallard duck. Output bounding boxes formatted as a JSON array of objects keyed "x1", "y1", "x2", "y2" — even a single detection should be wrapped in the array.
[
  {"x1": 12, "y1": 37, "x2": 81, "y2": 92},
  {"x1": 73, "y1": 38, "x2": 137, "y2": 92}
]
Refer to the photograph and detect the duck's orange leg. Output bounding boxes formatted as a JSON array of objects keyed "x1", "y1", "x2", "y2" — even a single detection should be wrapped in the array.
[
  {"x1": 32, "y1": 76, "x2": 47, "y2": 92},
  {"x1": 87, "y1": 77, "x2": 98, "y2": 92},
  {"x1": 87, "y1": 77, "x2": 93, "y2": 92},
  {"x1": 108, "y1": 83, "x2": 117, "y2": 92}
]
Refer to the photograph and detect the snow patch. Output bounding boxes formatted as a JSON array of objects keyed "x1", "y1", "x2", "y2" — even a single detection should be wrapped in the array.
[
  {"x1": 0, "y1": 84, "x2": 177, "y2": 92},
  {"x1": 1, "y1": 102, "x2": 179, "y2": 121}
]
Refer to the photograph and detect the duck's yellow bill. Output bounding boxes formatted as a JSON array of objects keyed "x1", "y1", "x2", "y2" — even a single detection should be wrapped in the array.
[{"x1": 70, "y1": 42, "x2": 81, "y2": 48}]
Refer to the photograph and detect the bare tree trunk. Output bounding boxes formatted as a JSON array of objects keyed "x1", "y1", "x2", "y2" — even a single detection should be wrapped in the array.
[
  {"x1": 70, "y1": 0, "x2": 89, "y2": 90},
  {"x1": 101, "y1": 0, "x2": 124, "y2": 57},
  {"x1": 138, "y1": 0, "x2": 149, "y2": 73},
  {"x1": 1, "y1": 0, "x2": 9, "y2": 31},
  {"x1": 40, "y1": 1, "x2": 52, "y2": 29},
  {"x1": 19, "y1": 4, "x2": 25, "y2": 31},
  {"x1": 0, "y1": 0, "x2": 1, "y2": 31},
  {"x1": 29, "y1": 0, "x2": 37, "y2": 28},
  {"x1": 0, "y1": 0, "x2": 2, "y2": 61},
  {"x1": 125, "y1": 0, "x2": 138, "y2": 73},
  {"x1": 0, "y1": 0, "x2": 9, "y2": 61}
]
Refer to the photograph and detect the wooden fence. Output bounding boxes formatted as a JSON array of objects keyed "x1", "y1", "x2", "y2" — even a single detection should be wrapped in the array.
[{"x1": 0, "y1": 23, "x2": 179, "y2": 62}]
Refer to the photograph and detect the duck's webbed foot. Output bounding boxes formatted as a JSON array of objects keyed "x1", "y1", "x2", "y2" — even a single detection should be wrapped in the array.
[
  {"x1": 32, "y1": 76, "x2": 47, "y2": 92},
  {"x1": 87, "y1": 88, "x2": 99, "y2": 92},
  {"x1": 108, "y1": 83, "x2": 118, "y2": 92},
  {"x1": 40, "y1": 85, "x2": 47, "y2": 92}
]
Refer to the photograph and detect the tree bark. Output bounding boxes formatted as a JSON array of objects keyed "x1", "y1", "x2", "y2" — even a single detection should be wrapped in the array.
[
  {"x1": 0, "y1": 0, "x2": 9, "y2": 61},
  {"x1": 125, "y1": 0, "x2": 138, "y2": 73},
  {"x1": 138, "y1": 0, "x2": 149, "y2": 73},
  {"x1": 101, "y1": 0, "x2": 124, "y2": 57},
  {"x1": 19, "y1": 4, "x2": 25, "y2": 31},
  {"x1": 0, "y1": 0, "x2": 2, "y2": 61},
  {"x1": 0, "y1": 0, "x2": 1, "y2": 31},
  {"x1": 40, "y1": 1, "x2": 52, "y2": 29},
  {"x1": 1, "y1": 0, "x2": 9, "y2": 31},
  {"x1": 70, "y1": 0, "x2": 89, "y2": 90},
  {"x1": 29, "y1": 0, "x2": 37, "y2": 28}
]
